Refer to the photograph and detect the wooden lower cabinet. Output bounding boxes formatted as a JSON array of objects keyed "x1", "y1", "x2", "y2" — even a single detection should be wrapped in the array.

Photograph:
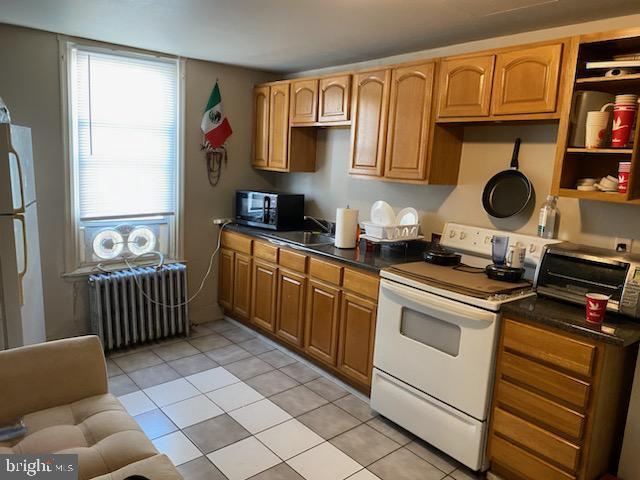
[
  {"x1": 305, "y1": 279, "x2": 341, "y2": 365},
  {"x1": 218, "y1": 232, "x2": 381, "y2": 392},
  {"x1": 275, "y1": 269, "x2": 306, "y2": 347},
  {"x1": 232, "y1": 253, "x2": 252, "y2": 320},
  {"x1": 251, "y1": 260, "x2": 278, "y2": 332},
  {"x1": 488, "y1": 316, "x2": 637, "y2": 480},
  {"x1": 218, "y1": 248, "x2": 235, "y2": 311},
  {"x1": 338, "y1": 292, "x2": 377, "y2": 386}
]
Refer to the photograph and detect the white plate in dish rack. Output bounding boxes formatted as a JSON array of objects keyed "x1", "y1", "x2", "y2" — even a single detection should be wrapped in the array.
[
  {"x1": 396, "y1": 207, "x2": 419, "y2": 225},
  {"x1": 370, "y1": 201, "x2": 395, "y2": 225}
]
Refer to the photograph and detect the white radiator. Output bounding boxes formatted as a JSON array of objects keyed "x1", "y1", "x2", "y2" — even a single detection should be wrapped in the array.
[{"x1": 89, "y1": 263, "x2": 189, "y2": 351}]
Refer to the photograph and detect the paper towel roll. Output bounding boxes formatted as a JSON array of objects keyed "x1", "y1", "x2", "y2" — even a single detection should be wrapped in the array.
[{"x1": 334, "y1": 208, "x2": 358, "y2": 249}]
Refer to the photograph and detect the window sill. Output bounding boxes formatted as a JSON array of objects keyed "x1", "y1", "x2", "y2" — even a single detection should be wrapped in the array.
[{"x1": 62, "y1": 258, "x2": 187, "y2": 280}]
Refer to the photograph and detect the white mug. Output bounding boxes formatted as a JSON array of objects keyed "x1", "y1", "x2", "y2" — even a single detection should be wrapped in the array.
[
  {"x1": 506, "y1": 244, "x2": 526, "y2": 269},
  {"x1": 585, "y1": 111, "x2": 610, "y2": 148}
]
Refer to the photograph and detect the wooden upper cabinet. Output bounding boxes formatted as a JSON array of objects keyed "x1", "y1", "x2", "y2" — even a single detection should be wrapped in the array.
[
  {"x1": 268, "y1": 82, "x2": 290, "y2": 170},
  {"x1": 349, "y1": 69, "x2": 390, "y2": 177},
  {"x1": 384, "y1": 62, "x2": 435, "y2": 181},
  {"x1": 492, "y1": 43, "x2": 563, "y2": 115},
  {"x1": 319, "y1": 75, "x2": 351, "y2": 123},
  {"x1": 251, "y1": 260, "x2": 278, "y2": 333},
  {"x1": 305, "y1": 280, "x2": 341, "y2": 366},
  {"x1": 438, "y1": 54, "x2": 495, "y2": 118},
  {"x1": 218, "y1": 248, "x2": 234, "y2": 311},
  {"x1": 290, "y1": 79, "x2": 318, "y2": 124},
  {"x1": 232, "y1": 252, "x2": 252, "y2": 320},
  {"x1": 275, "y1": 269, "x2": 306, "y2": 347},
  {"x1": 338, "y1": 292, "x2": 377, "y2": 387},
  {"x1": 252, "y1": 86, "x2": 270, "y2": 167}
]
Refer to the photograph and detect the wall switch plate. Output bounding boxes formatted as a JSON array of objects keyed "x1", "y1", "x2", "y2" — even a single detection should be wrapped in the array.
[{"x1": 615, "y1": 237, "x2": 633, "y2": 252}]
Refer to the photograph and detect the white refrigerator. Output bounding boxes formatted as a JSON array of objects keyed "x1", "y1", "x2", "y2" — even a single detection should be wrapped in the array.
[{"x1": 0, "y1": 123, "x2": 45, "y2": 349}]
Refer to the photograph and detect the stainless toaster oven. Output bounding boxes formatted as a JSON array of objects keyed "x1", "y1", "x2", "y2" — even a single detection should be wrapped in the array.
[{"x1": 534, "y1": 242, "x2": 640, "y2": 318}]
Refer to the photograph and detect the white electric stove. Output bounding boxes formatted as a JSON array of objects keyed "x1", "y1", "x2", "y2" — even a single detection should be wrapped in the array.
[{"x1": 370, "y1": 223, "x2": 560, "y2": 471}]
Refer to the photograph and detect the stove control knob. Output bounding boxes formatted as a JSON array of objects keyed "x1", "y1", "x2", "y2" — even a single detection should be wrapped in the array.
[
  {"x1": 449, "y1": 230, "x2": 456, "y2": 238},
  {"x1": 529, "y1": 244, "x2": 537, "y2": 253},
  {"x1": 484, "y1": 235, "x2": 492, "y2": 244},
  {"x1": 460, "y1": 231, "x2": 467, "y2": 240}
]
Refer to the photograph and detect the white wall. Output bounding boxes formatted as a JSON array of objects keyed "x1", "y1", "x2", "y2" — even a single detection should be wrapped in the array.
[
  {"x1": 0, "y1": 23, "x2": 277, "y2": 338},
  {"x1": 276, "y1": 13, "x2": 640, "y2": 250}
]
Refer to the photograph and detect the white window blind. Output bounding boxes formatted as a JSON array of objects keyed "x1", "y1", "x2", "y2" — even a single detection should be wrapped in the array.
[{"x1": 72, "y1": 48, "x2": 178, "y2": 221}]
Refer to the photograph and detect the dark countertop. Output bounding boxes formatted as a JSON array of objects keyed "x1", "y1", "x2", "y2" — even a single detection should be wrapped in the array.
[
  {"x1": 225, "y1": 223, "x2": 427, "y2": 273},
  {"x1": 502, "y1": 295, "x2": 640, "y2": 347}
]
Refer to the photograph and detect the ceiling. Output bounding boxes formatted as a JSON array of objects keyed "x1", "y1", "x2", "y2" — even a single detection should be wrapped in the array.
[{"x1": 1, "y1": 0, "x2": 639, "y2": 73}]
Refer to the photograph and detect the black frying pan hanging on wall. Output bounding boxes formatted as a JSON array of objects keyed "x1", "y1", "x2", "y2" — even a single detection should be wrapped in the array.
[{"x1": 482, "y1": 138, "x2": 533, "y2": 218}]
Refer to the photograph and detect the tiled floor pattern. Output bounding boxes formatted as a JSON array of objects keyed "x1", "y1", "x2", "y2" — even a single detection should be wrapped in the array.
[{"x1": 108, "y1": 319, "x2": 484, "y2": 480}]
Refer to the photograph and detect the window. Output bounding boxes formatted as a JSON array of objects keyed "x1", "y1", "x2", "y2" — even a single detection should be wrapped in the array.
[{"x1": 64, "y1": 43, "x2": 183, "y2": 269}]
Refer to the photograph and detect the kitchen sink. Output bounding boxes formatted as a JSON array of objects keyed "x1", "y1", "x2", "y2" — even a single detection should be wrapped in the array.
[{"x1": 266, "y1": 231, "x2": 335, "y2": 247}]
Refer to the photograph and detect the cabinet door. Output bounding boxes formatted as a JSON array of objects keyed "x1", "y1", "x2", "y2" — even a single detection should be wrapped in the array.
[
  {"x1": 349, "y1": 69, "x2": 390, "y2": 177},
  {"x1": 252, "y1": 86, "x2": 270, "y2": 167},
  {"x1": 290, "y1": 79, "x2": 318, "y2": 124},
  {"x1": 338, "y1": 292, "x2": 377, "y2": 386},
  {"x1": 232, "y1": 252, "x2": 252, "y2": 320},
  {"x1": 305, "y1": 280, "x2": 341, "y2": 366},
  {"x1": 218, "y1": 248, "x2": 234, "y2": 311},
  {"x1": 268, "y1": 83, "x2": 290, "y2": 170},
  {"x1": 384, "y1": 62, "x2": 435, "y2": 181},
  {"x1": 437, "y1": 54, "x2": 494, "y2": 117},
  {"x1": 319, "y1": 75, "x2": 350, "y2": 123},
  {"x1": 492, "y1": 44, "x2": 562, "y2": 115},
  {"x1": 276, "y1": 269, "x2": 306, "y2": 347},
  {"x1": 251, "y1": 260, "x2": 278, "y2": 332}
]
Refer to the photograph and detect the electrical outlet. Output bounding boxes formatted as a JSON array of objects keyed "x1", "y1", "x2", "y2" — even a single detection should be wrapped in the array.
[
  {"x1": 615, "y1": 237, "x2": 633, "y2": 252},
  {"x1": 212, "y1": 218, "x2": 233, "y2": 225}
]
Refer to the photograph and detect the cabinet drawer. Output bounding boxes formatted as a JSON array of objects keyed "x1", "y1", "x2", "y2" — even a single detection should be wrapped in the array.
[
  {"x1": 496, "y1": 380, "x2": 585, "y2": 441},
  {"x1": 254, "y1": 241, "x2": 279, "y2": 263},
  {"x1": 503, "y1": 319, "x2": 596, "y2": 377},
  {"x1": 279, "y1": 249, "x2": 308, "y2": 273},
  {"x1": 221, "y1": 231, "x2": 253, "y2": 254},
  {"x1": 501, "y1": 351, "x2": 590, "y2": 410},
  {"x1": 491, "y1": 435, "x2": 576, "y2": 480},
  {"x1": 493, "y1": 407, "x2": 581, "y2": 473},
  {"x1": 343, "y1": 268, "x2": 379, "y2": 300},
  {"x1": 309, "y1": 257, "x2": 343, "y2": 285}
]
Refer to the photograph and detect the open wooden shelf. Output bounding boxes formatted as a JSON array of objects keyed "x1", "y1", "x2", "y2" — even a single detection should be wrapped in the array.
[
  {"x1": 558, "y1": 188, "x2": 630, "y2": 202},
  {"x1": 566, "y1": 147, "x2": 633, "y2": 154},
  {"x1": 552, "y1": 29, "x2": 640, "y2": 205},
  {"x1": 576, "y1": 73, "x2": 640, "y2": 84}
]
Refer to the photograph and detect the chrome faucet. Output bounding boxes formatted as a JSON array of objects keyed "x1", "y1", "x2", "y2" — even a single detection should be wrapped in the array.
[{"x1": 304, "y1": 216, "x2": 332, "y2": 234}]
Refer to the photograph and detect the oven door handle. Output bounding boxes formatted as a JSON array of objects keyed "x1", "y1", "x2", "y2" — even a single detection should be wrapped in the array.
[{"x1": 380, "y1": 279, "x2": 495, "y2": 323}]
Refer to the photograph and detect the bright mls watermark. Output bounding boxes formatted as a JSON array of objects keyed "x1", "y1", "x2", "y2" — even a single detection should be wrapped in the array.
[{"x1": 0, "y1": 455, "x2": 77, "y2": 480}]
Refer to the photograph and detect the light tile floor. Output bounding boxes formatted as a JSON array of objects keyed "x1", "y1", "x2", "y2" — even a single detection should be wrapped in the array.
[{"x1": 108, "y1": 319, "x2": 485, "y2": 480}]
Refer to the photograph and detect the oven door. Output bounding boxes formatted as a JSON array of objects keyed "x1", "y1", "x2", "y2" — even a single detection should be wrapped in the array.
[{"x1": 373, "y1": 278, "x2": 499, "y2": 421}]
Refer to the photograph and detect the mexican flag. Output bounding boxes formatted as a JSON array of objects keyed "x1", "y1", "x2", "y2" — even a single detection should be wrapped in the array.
[{"x1": 201, "y1": 81, "x2": 232, "y2": 148}]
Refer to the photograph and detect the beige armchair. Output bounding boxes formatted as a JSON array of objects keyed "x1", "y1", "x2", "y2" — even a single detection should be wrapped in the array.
[{"x1": 0, "y1": 336, "x2": 182, "y2": 480}]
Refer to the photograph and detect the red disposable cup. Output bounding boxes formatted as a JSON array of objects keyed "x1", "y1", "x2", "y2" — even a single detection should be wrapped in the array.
[
  {"x1": 586, "y1": 293, "x2": 609, "y2": 324},
  {"x1": 619, "y1": 171, "x2": 630, "y2": 193},
  {"x1": 611, "y1": 104, "x2": 637, "y2": 147}
]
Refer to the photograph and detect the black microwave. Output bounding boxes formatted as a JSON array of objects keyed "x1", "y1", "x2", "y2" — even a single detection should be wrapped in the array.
[{"x1": 235, "y1": 190, "x2": 304, "y2": 230}]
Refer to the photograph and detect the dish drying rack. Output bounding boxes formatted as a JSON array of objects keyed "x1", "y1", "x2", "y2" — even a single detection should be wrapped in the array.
[{"x1": 361, "y1": 222, "x2": 422, "y2": 242}]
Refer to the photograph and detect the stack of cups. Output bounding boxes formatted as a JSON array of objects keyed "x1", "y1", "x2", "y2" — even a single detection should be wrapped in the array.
[
  {"x1": 619, "y1": 161, "x2": 631, "y2": 193},
  {"x1": 610, "y1": 94, "x2": 638, "y2": 148},
  {"x1": 585, "y1": 110, "x2": 610, "y2": 148}
]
